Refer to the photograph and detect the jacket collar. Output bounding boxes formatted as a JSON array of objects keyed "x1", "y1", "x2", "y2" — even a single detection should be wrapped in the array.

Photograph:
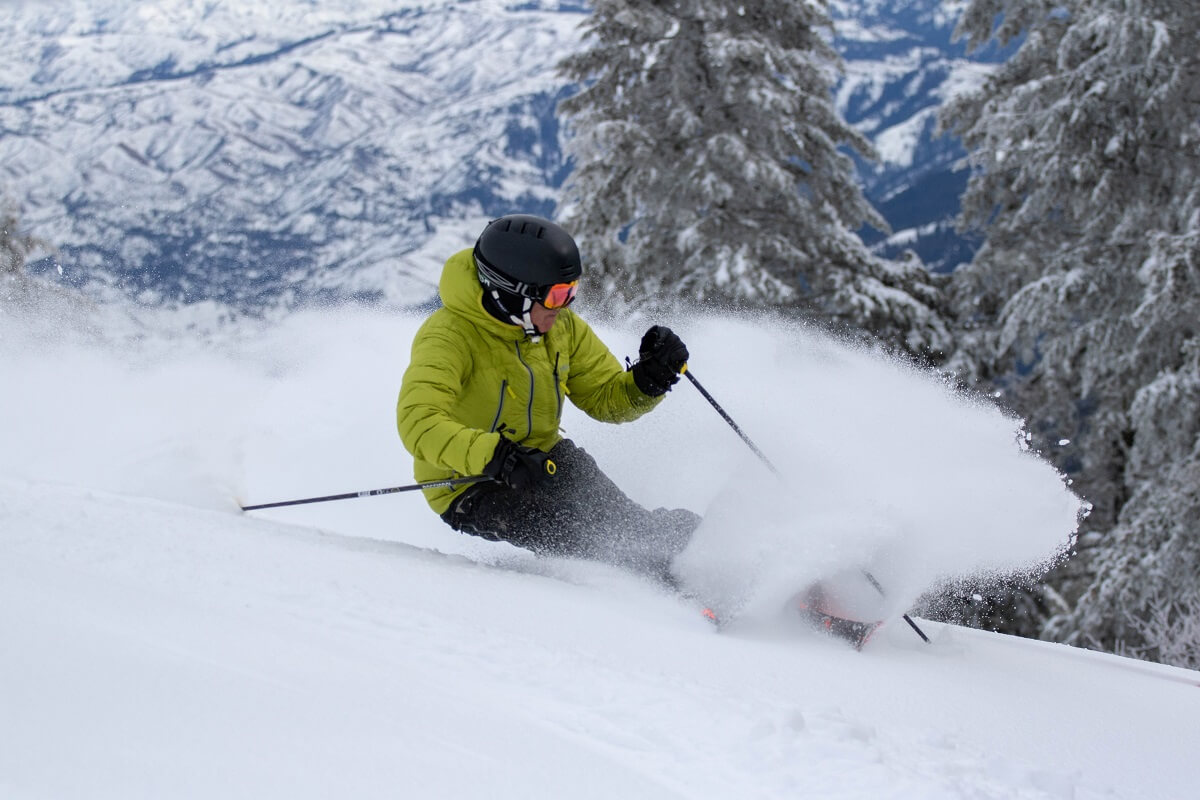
[{"x1": 439, "y1": 248, "x2": 529, "y2": 343}]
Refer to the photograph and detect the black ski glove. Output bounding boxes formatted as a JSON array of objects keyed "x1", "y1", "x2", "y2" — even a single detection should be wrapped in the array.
[
  {"x1": 483, "y1": 436, "x2": 554, "y2": 491},
  {"x1": 631, "y1": 325, "x2": 689, "y2": 397}
]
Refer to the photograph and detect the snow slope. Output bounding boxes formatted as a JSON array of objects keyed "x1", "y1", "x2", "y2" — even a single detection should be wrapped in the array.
[{"x1": 3, "y1": 301, "x2": 1197, "y2": 799}]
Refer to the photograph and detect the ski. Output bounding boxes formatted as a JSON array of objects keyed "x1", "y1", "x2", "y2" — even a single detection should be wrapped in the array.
[{"x1": 792, "y1": 583, "x2": 884, "y2": 650}]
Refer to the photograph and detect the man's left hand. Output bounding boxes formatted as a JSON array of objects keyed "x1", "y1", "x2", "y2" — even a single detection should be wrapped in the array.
[{"x1": 631, "y1": 325, "x2": 689, "y2": 397}]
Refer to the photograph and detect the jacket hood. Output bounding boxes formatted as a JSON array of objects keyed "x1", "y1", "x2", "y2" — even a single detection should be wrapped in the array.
[{"x1": 439, "y1": 248, "x2": 527, "y2": 342}]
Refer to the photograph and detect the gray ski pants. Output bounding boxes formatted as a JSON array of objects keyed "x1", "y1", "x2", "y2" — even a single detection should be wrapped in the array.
[{"x1": 440, "y1": 438, "x2": 700, "y2": 582}]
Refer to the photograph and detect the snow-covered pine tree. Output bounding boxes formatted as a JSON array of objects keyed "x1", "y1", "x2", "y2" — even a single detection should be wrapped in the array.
[
  {"x1": 941, "y1": 0, "x2": 1200, "y2": 665},
  {"x1": 556, "y1": 0, "x2": 950, "y2": 360}
]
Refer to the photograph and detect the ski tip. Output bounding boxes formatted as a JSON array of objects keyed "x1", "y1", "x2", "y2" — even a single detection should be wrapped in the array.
[{"x1": 802, "y1": 610, "x2": 882, "y2": 650}]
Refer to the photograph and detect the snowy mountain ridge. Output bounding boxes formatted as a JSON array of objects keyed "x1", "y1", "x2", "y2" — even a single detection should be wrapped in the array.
[
  {"x1": 830, "y1": 0, "x2": 1005, "y2": 270},
  {"x1": 2, "y1": 0, "x2": 583, "y2": 307},
  {"x1": 1, "y1": 0, "x2": 994, "y2": 306}
]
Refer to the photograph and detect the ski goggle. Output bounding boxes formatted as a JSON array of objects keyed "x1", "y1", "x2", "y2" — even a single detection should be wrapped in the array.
[{"x1": 540, "y1": 281, "x2": 578, "y2": 309}]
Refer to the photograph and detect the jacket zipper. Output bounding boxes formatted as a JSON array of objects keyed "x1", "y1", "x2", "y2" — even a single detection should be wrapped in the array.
[
  {"x1": 489, "y1": 380, "x2": 507, "y2": 433},
  {"x1": 514, "y1": 342, "x2": 535, "y2": 442},
  {"x1": 553, "y1": 351, "x2": 564, "y2": 420}
]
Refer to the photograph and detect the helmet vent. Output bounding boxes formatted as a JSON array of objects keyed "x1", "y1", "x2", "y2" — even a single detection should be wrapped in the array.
[
  {"x1": 500, "y1": 219, "x2": 546, "y2": 239},
  {"x1": 515, "y1": 221, "x2": 544, "y2": 238}
]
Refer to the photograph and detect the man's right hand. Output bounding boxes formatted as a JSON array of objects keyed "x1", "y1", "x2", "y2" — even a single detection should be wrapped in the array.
[{"x1": 483, "y1": 436, "x2": 554, "y2": 491}]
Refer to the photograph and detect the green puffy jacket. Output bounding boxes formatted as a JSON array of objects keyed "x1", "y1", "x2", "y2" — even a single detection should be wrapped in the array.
[{"x1": 397, "y1": 249, "x2": 662, "y2": 514}]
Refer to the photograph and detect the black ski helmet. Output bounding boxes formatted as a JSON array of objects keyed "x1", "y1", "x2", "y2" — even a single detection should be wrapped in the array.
[{"x1": 473, "y1": 214, "x2": 582, "y2": 300}]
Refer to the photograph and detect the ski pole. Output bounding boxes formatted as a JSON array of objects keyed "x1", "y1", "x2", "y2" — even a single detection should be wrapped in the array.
[
  {"x1": 862, "y1": 570, "x2": 930, "y2": 643},
  {"x1": 682, "y1": 368, "x2": 779, "y2": 475},
  {"x1": 240, "y1": 475, "x2": 491, "y2": 512},
  {"x1": 682, "y1": 365, "x2": 930, "y2": 644}
]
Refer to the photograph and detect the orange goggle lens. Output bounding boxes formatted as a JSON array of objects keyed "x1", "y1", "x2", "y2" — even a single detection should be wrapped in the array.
[{"x1": 541, "y1": 281, "x2": 578, "y2": 309}]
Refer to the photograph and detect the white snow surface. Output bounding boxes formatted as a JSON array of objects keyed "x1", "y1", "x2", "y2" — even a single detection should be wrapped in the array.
[{"x1": 3, "y1": 300, "x2": 1198, "y2": 800}]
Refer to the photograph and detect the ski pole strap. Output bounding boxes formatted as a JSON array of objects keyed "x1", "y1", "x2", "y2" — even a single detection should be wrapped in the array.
[{"x1": 240, "y1": 475, "x2": 491, "y2": 512}]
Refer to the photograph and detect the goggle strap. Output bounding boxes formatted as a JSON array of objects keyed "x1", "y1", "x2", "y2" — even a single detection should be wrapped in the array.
[{"x1": 476, "y1": 250, "x2": 538, "y2": 299}]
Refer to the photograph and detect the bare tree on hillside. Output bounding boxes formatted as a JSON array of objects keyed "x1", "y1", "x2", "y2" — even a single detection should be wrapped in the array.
[{"x1": 1, "y1": 200, "x2": 47, "y2": 277}]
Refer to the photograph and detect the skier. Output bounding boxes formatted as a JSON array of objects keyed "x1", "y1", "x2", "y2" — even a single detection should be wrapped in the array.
[{"x1": 396, "y1": 214, "x2": 700, "y2": 583}]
